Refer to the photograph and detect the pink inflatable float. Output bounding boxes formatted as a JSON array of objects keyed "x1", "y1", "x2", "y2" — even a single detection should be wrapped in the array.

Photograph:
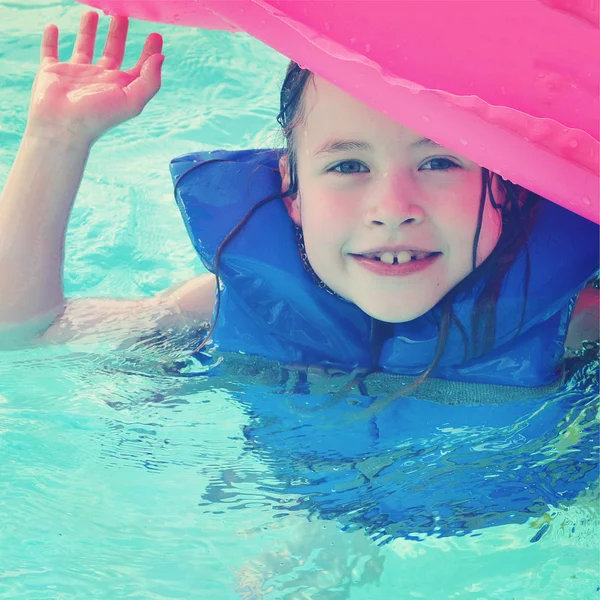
[{"x1": 76, "y1": 0, "x2": 600, "y2": 223}]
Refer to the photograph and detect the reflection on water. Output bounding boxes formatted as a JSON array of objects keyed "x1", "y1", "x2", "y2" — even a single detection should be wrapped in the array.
[
  {"x1": 202, "y1": 356, "x2": 599, "y2": 545},
  {"x1": 0, "y1": 342, "x2": 597, "y2": 598}
]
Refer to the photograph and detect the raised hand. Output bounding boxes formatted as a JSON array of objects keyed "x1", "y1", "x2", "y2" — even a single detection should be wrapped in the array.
[{"x1": 27, "y1": 11, "x2": 164, "y2": 144}]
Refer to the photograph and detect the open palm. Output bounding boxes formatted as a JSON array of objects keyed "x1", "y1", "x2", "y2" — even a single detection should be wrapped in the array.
[{"x1": 29, "y1": 11, "x2": 164, "y2": 143}]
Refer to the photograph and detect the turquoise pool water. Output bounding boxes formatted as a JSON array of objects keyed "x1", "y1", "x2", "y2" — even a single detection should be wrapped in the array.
[{"x1": 0, "y1": 2, "x2": 598, "y2": 598}]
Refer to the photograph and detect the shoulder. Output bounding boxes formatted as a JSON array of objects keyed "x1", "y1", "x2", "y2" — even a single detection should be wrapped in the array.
[
  {"x1": 158, "y1": 273, "x2": 217, "y2": 325},
  {"x1": 565, "y1": 283, "x2": 599, "y2": 351}
]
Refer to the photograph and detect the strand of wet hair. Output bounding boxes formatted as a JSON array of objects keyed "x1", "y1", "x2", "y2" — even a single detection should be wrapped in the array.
[
  {"x1": 190, "y1": 170, "x2": 295, "y2": 355},
  {"x1": 471, "y1": 169, "x2": 489, "y2": 271},
  {"x1": 191, "y1": 191, "x2": 286, "y2": 355}
]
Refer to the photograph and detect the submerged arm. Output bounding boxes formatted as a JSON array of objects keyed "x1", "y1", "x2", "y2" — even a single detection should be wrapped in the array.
[{"x1": 34, "y1": 273, "x2": 217, "y2": 348}]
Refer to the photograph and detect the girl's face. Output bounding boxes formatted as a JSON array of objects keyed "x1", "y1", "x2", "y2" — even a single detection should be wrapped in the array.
[{"x1": 281, "y1": 77, "x2": 503, "y2": 322}]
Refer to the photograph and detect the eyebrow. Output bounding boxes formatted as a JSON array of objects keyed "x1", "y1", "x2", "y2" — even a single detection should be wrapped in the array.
[{"x1": 314, "y1": 137, "x2": 444, "y2": 156}]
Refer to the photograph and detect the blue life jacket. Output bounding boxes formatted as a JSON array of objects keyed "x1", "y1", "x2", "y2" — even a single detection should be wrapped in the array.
[{"x1": 171, "y1": 149, "x2": 599, "y2": 387}]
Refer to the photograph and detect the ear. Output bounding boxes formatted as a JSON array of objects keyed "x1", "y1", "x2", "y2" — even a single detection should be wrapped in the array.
[
  {"x1": 279, "y1": 154, "x2": 302, "y2": 226},
  {"x1": 491, "y1": 172, "x2": 509, "y2": 210}
]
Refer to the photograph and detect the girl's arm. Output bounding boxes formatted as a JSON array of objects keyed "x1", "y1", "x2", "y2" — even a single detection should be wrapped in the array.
[
  {"x1": 0, "y1": 129, "x2": 216, "y2": 349},
  {"x1": 33, "y1": 273, "x2": 217, "y2": 347},
  {"x1": 0, "y1": 12, "x2": 174, "y2": 348},
  {"x1": 0, "y1": 133, "x2": 91, "y2": 342},
  {"x1": 565, "y1": 284, "x2": 599, "y2": 351}
]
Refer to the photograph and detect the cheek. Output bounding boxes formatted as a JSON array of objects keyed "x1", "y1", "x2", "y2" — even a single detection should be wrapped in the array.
[
  {"x1": 301, "y1": 187, "x2": 357, "y2": 229},
  {"x1": 428, "y1": 180, "x2": 502, "y2": 260},
  {"x1": 441, "y1": 193, "x2": 501, "y2": 262},
  {"x1": 429, "y1": 190, "x2": 480, "y2": 243},
  {"x1": 441, "y1": 180, "x2": 482, "y2": 219},
  {"x1": 300, "y1": 191, "x2": 357, "y2": 271}
]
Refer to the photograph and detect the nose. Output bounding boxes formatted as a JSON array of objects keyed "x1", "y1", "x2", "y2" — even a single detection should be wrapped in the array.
[{"x1": 365, "y1": 174, "x2": 426, "y2": 229}]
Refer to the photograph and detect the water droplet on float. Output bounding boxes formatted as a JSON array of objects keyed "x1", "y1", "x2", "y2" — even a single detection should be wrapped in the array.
[
  {"x1": 422, "y1": 115, "x2": 431, "y2": 123},
  {"x1": 569, "y1": 139, "x2": 578, "y2": 148},
  {"x1": 459, "y1": 138, "x2": 468, "y2": 146},
  {"x1": 583, "y1": 197, "x2": 591, "y2": 205},
  {"x1": 324, "y1": 22, "x2": 331, "y2": 32},
  {"x1": 365, "y1": 43, "x2": 371, "y2": 53}
]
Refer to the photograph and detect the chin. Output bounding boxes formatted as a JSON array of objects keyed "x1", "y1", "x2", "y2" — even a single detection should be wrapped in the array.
[{"x1": 354, "y1": 299, "x2": 435, "y2": 323}]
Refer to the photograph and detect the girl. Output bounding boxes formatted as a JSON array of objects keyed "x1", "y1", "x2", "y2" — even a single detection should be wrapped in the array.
[
  {"x1": 1, "y1": 12, "x2": 598, "y2": 574},
  {"x1": 0, "y1": 11, "x2": 597, "y2": 391}
]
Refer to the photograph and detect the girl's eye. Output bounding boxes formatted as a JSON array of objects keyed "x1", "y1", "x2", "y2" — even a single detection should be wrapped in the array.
[
  {"x1": 420, "y1": 158, "x2": 460, "y2": 171},
  {"x1": 328, "y1": 160, "x2": 370, "y2": 174}
]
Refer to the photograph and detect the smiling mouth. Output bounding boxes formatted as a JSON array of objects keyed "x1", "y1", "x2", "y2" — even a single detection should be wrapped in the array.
[{"x1": 353, "y1": 250, "x2": 442, "y2": 265}]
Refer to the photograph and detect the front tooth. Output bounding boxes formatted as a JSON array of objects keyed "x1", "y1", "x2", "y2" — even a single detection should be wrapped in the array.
[
  {"x1": 396, "y1": 251, "x2": 412, "y2": 264},
  {"x1": 379, "y1": 252, "x2": 395, "y2": 264}
]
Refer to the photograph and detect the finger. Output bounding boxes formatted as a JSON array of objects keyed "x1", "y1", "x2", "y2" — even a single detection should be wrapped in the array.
[
  {"x1": 70, "y1": 11, "x2": 99, "y2": 64},
  {"x1": 96, "y1": 16, "x2": 129, "y2": 70},
  {"x1": 126, "y1": 33, "x2": 163, "y2": 78},
  {"x1": 40, "y1": 24, "x2": 59, "y2": 66},
  {"x1": 123, "y1": 53, "x2": 164, "y2": 114}
]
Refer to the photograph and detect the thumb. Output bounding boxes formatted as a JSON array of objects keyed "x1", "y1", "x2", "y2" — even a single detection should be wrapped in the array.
[{"x1": 124, "y1": 53, "x2": 165, "y2": 114}]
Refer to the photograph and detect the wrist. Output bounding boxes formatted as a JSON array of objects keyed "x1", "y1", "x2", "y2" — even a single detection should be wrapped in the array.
[{"x1": 23, "y1": 124, "x2": 95, "y2": 152}]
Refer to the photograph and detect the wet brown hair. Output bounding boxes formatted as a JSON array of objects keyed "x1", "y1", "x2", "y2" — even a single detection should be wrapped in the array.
[{"x1": 196, "y1": 62, "x2": 540, "y2": 392}]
